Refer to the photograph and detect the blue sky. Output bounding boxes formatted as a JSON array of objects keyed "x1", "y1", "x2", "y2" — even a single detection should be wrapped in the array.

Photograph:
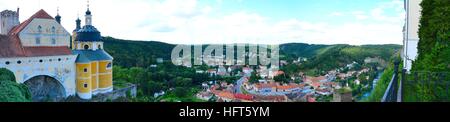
[{"x1": 0, "y1": 0, "x2": 405, "y2": 45}]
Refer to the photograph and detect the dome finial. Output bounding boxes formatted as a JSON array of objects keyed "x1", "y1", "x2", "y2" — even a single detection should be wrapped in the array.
[
  {"x1": 86, "y1": 0, "x2": 91, "y2": 15},
  {"x1": 55, "y1": 4, "x2": 61, "y2": 24}
]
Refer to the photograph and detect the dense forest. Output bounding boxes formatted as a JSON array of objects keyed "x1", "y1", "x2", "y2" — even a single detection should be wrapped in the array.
[
  {"x1": 0, "y1": 68, "x2": 31, "y2": 102},
  {"x1": 413, "y1": 0, "x2": 450, "y2": 72}
]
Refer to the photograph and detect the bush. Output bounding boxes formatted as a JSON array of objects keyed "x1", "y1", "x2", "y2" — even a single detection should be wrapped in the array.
[
  {"x1": 414, "y1": 0, "x2": 450, "y2": 72},
  {"x1": 0, "y1": 68, "x2": 15, "y2": 82},
  {"x1": 0, "y1": 68, "x2": 31, "y2": 102}
]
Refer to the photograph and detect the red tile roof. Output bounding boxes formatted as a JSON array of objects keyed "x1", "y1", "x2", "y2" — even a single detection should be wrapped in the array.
[
  {"x1": 276, "y1": 85, "x2": 299, "y2": 90},
  {"x1": 234, "y1": 93, "x2": 253, "y2": 101},
  {"x1": 0, "y1": 9, "x2": 71, "y2": 58},
  {"x1": 255, "y1": 82, "x2": 277, "y2": 89},
  {"x1": 0, "y1": 35, "x2": 26, "y2": 58},
  {"x1": 217, "y1": 91, "x2": 235, "y2": 99},
  {"x1": 24, "y1": 46, "x2": 73, "y2": 57}
]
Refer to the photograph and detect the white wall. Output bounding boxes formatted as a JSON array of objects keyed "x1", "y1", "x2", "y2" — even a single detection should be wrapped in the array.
[
  {"x1": 19, "y1": 18, "x2": 70, "y2": 47},
  {"x1": 0, "y1": 55, "x2": 78, "y2": 97},
  {"x1": 403, "y1": 0, "x2": 422, "y2": 71}
]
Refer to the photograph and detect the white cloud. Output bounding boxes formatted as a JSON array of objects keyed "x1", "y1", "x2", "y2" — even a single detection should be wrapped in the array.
[{"x1": 0, "y1": 0, "x2": 405, "y2": 45}]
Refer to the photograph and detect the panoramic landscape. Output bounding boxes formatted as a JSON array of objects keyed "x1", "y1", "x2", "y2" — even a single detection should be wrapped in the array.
[{"x1": 0, "y1": 0, "x2": 449, "y2": 103}]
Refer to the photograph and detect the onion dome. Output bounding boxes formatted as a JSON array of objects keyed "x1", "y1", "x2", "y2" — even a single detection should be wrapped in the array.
[{"x1": 76, "y1": 25, "x2": 101, "y2": 41}]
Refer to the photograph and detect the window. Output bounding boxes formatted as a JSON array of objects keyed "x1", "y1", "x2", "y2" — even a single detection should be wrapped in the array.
[
  {"x1": 84, "y1": 68, "x2": 88, "y2": 73},
  {"x1": 84, "y1": 45, "x2": 89, "y2": 50},
  {"x1": 106, "y1": 62, "x2": 112, "y2": 69},
  {"x1": 17, "y1": 60, "x2": 21, "y2": 64},
  {"x1": 5, "y1": 61, "x2": 10, "y2": 65},
  {"x1": 37, "y1": 25, "x2": 42, "y2": 33},
  {"x1": 58, "y1": 58, "x2": 62, "y2": 61},
  {"x1": 39, "y1": 59, "x2": 43, "y2": 63},
  {"x1": 84, "y1": 83, "x2": 88, "y2": 88},
  {"x1": 52, "y1": 38, "x2": 56, "y2": 44},
  {"x1": 51, "y1": 26, "x2": 56, "y2": 33},
  {"x1": 49, "y1": 59, "x2": 52, "y2": 62},
  {"x1": 35, "y1": 37, "x2": 41, "y2": 44},
  {"x1": 98, "y1": 44, "x2": 102, "y2": 49}
]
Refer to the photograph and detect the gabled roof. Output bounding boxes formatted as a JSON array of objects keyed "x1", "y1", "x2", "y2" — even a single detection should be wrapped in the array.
[
  {"x1": 0, "y1": 9, "x2": 72, "y2": 58},
  {"x1": 10, "y1": 9, "x2": 54, "y2": 35}
]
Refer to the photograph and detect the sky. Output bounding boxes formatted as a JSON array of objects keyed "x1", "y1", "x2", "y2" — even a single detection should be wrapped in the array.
[{"x1": 0, "y1": 0, "x2": 405, "y2": 45}]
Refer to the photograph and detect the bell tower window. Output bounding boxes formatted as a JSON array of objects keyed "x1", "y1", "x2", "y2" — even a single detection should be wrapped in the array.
[{"x1": 84, "y1": 45, "x2": 89, "y2": 50}]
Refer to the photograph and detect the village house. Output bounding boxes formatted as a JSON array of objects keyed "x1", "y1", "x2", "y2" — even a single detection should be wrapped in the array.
[
  {"x1": 216, "y1": 91, "x2": 235, "y2": 102},
  {"x1": 196, "y1": 91, "x2": 213, "y2": 101}
]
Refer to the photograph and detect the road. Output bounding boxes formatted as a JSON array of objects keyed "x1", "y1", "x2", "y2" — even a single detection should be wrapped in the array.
[{"x1": 235, "y1": 72, "x2": 252, "y2": 94}]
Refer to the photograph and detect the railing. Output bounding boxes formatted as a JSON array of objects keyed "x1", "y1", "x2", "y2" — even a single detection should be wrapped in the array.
[
  {"x1": 402, "y1": 71, "x2": 450, "y2": 102},
  {"x1": 382, "y1": 61, "x2": 402, "y2": 102},
  {"x1": 382, "y1": 61, "x2": 450, "y2": 102}
]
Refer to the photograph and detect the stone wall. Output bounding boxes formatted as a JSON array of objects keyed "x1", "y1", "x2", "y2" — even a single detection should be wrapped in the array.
[{"x1": 91, "y1": 83, "x2": 137, "y2": 102}]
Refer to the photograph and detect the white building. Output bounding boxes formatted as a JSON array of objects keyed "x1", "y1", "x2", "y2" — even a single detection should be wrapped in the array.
[
  {"x1": 403, "y1": 0, "x2": 422, "y2": 71},
  {"x1": 0, "y1": 9, "x2": 77, "y2": 101}
]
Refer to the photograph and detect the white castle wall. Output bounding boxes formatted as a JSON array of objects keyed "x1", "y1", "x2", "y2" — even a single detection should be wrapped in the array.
[
  {"x1": 0, "y1": 55, "x2": 78, "y2": 97},
  {"x1": 19, "y1": 18, "x2": 71, "y2": 47},
  {"x1": 403, "y1": 0, "x2": 422, "y2": 71}
]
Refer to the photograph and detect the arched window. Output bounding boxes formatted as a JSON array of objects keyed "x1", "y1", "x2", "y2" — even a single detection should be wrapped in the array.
[
  {"x1": 98, "y1": 44, "x2": 102, "y2": 50},
  {"x1": 51, "y1": 26, "x2": 56, "y2": 33},
  {"x1": 37, "y1": 25, "x2": 42, "y2": 33},
  {"x1": 84, "y1": 45, "x2": 89, "y2": 50},
  {"x1": 83, "y1": 68, "x2": 88, "y2": 73},
  {"x1": 106, "y1": 62, "x2": 112, "y2": 69},
  {"x1": 84, "y1": 83, "x2": 88, "y2": 88}
]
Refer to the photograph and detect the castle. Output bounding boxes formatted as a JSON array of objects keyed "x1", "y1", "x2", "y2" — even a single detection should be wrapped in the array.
[{"x1": 0, "y1": 5, "x2": 113, "y2": 100}]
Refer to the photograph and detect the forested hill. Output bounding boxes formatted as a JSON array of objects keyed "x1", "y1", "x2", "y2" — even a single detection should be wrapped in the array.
[
  {"x1": 103, "y1": 36, "x2": 401, "y2": 69},
  {"x1": 103, "y1": 36, "x2": 175, "y2": 68},
  {"x1": 291, "y1": 44, "x2": 401, "y2": 71}
]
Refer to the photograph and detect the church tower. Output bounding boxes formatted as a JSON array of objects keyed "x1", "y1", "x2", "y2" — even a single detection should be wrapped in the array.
[{"x1": 72, "y1": 1, "x2": 114, "y2": 99}]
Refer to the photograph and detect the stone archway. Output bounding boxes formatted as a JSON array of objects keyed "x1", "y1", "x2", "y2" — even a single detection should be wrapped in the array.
[{"x1": 24, "y1": 75, "x2": 66, "y2": 102}]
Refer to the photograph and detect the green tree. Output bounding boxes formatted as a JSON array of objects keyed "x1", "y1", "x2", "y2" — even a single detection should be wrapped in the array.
[
  {"x1": 414, "y1": 0, "x2": 450, "y2": 72},
  {"x1": 0, "y1": 68, "x2": 31, "y2": 102}
]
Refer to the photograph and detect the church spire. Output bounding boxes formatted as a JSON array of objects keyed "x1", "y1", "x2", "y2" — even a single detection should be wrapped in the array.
[
  {"x1": 55, "y1": 6, "x2": 61, "y2": 24},
  {"x1": 85, "y1": 0, "x2": 92, "y2": 25}
]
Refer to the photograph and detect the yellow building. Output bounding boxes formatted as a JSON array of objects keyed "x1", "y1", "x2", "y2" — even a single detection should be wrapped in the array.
[{"x1": 72, "y1": 7, "x2": 113, "y2": 99}]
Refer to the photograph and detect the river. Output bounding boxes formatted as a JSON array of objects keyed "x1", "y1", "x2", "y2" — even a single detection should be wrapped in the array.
[{"x1": 359, "y1": 71, "x2": 384, "y2": 101}]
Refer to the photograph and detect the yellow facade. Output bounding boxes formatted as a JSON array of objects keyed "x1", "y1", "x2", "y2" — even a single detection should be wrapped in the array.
[
  {"x1": 91, "y1": 61, "x2": 98, "y2": 90},
  {"x1": 76, "y1": 63, "x2": 91, "y2": 93},
  {"x1": 75, "y1": 60, "x2": 113, "y2": 95},
  {"x1": 98, "y1": 60, "x2": 113, "y2": 89}
]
